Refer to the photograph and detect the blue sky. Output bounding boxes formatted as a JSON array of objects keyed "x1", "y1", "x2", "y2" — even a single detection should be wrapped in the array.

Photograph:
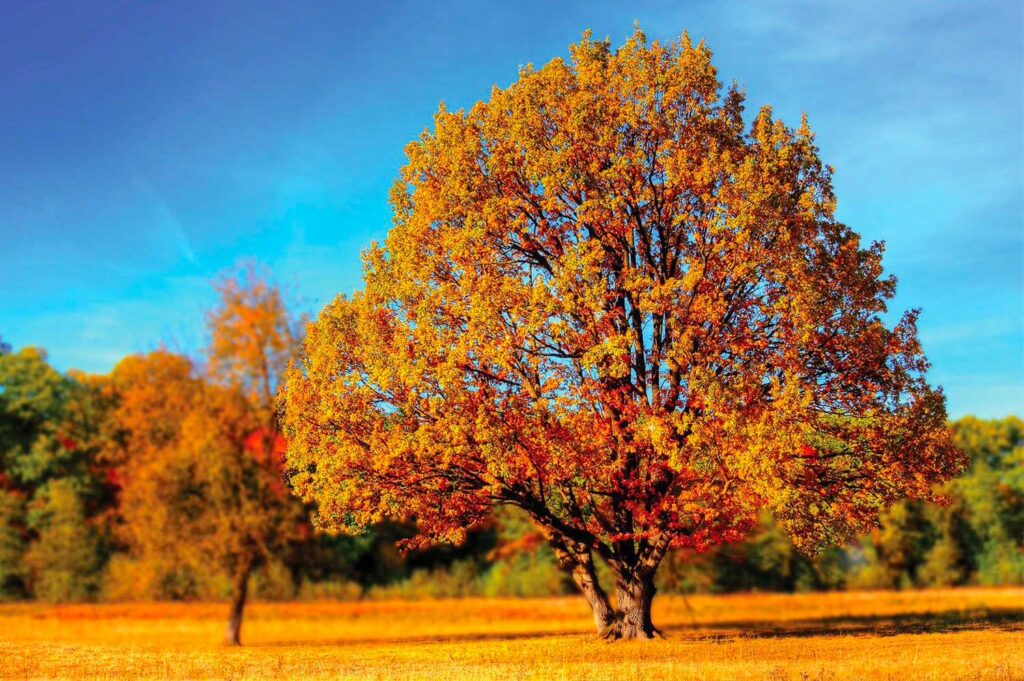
[{"x1": 1, "y1": 0, "x2": 1020, "y2": 418}]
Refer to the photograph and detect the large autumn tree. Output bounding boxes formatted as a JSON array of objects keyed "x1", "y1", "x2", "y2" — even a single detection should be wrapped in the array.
[{"x1": 282, "y1": 31, "x2": 963, "y2": 639}]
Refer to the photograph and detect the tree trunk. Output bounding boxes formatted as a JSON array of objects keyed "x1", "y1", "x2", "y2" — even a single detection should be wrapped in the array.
[
  {"x1": 548, "y1": 538, "x2": 616, "y2": 632},
  {"x1": 543, "y1": 529, "x2": 668, "y2": 640},
  {"x1": 225, "y1": 562, "x2": 252, "y2": 646},
  {"x1": 570, "y1": 553, "x2": 616, "y2": 632},
  {"x1": 602, "y1": 572, "x2": 660, "y2": 640}
]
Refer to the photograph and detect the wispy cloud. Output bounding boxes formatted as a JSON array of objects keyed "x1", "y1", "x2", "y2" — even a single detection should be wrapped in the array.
[{"x1": 129, "y1": 171, "x2": 199, "y2": 266}]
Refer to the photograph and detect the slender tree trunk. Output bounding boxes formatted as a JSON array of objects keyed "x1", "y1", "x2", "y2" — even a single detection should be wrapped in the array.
[
  {"x1": 225, "y1": 562, "x2": 252, "y2": 646},
  {"x1": 570, "y1": 553, "x2": 616, "y2": 632},
  {"x1": 549, "y1": 539, "x2": 616, "y2": 632}
]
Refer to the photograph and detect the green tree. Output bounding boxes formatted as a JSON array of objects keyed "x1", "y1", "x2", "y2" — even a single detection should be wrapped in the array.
[
  {"x1": 0, "y1": 348, "x2": 69, "y2": 488},
  {"x1": 849, "y1": 501, "x2": 933, "y2": 589},
  {"x1": 950, "y1": 417, "x2": 1023, "y2": 585},
  {"x1": 0, "y1": 349, "x2": 114, "y2": 600},
  {"x1": 0, "y1": 490, "x2": 26, "y2": 599},
  {"x1": 845, "y1": 417, "x2": 1022, "y2": 589},
  {"x1": 481, "y1": 507, "x2": 568, "y2": 598},
  {"x1": 23, "y1": 479, "x2": 102, "y2": 602}
]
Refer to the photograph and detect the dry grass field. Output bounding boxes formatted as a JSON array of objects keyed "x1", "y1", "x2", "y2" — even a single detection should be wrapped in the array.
[{"x1": 0, "y1": 588, "x2": 1021, "y2": 680}]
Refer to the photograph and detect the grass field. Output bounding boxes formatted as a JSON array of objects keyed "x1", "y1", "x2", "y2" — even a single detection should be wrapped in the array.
[{"x1": 0, "y1": 588, "x2": 1021, "y2": 680}]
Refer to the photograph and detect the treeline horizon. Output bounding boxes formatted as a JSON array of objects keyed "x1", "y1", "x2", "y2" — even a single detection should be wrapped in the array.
[{"x1": 1, "y1": 267, "x2": 1021, "y2": 606}]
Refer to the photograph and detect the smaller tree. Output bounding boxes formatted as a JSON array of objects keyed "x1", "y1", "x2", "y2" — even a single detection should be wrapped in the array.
[
  {"x1": 108, "y1": 267, "x2": 305, "y2": 645},
  {"x1": 184, "y1": 385, "x2": 301, "y2": 643},
  {"x1": 104, "y1": 351, "x2": 206, "y2": 597},
  {"x1": 0, "y1": 348, "x2": 68, "y2": 485},
  {"x1": 205, "y1": 263, "x2": 305, "y2": 645},
  {"x1": 0, "y1": 348, "x2": 114, "y2": 601},
  {"x1": 109, "y1": 352, "x2": 302, "y2": 643},
  {"x1": 0, "y1": 347, "x2": 69, "y2": 600},
  {"x1": 950, "y1": 417, "x2": 1024, "y2": 585}
]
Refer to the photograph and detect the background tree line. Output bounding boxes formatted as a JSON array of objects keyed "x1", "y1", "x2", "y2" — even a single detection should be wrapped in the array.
[{"x1": 0, "y1": 271, "x2": 1020, "y2": 608}]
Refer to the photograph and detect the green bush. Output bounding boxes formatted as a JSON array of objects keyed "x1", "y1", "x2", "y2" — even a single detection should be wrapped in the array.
[
  {"x1": 251, "y1": 559, "x2": 297, "y2": 601},
  {"x1": 975, "y1": 541, "x2": 1024, "y2": 586},
  {"x1": 296, "y1": 579, "x2": 363, "y2": 601},
  {"x1": 369, "y1": 560, "x2": 483, "y2": 600},
  {"x1": 24, "y1": 480, "x2": 102, "y2": 602},
  {"x1": 917, "y1": 534, "x2": 965, "y2": 588},
  {"x1": 481, "y1": 550, "x2": 568, "y2": 598}
]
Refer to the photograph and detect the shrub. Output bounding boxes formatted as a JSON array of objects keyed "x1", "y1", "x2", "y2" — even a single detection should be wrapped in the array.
[{"x1": 24, "y1": 480, "x2": 102, "y2": 602}]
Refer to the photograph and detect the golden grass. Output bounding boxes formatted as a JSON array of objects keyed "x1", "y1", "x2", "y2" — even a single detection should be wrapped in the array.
[{"x1": 0, "y1": 588, "x2": 1021, "y2": 680}]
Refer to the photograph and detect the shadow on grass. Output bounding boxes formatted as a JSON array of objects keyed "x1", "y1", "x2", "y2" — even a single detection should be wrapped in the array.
[
  {"x1": 663, "y1": 607, "x2": 1024, "y2": 641},
  {"x1": 261, "y1": 607, "x2": 1023, "y2": 648}
]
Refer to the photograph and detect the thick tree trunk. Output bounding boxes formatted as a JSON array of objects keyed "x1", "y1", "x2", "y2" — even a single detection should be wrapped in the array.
[
  {"x1": 602, "y1": 572, "x2": 660, "y2": 640},
  {"x1": 225, "y1": 562, "x2": 252, "y2": 646},
  {"x1": 543, "y1": 528, "x2": 668, "y2": 640}
]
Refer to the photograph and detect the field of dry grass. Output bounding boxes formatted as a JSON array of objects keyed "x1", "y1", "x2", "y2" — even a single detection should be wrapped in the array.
[{"x1": 0, "y1": 588, "x2": 1021, "y2": 680}]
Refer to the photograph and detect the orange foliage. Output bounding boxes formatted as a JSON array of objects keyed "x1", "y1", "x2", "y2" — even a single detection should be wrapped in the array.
[{"x1": 103, "y1": 268, "x2": 305, "y2": 644}]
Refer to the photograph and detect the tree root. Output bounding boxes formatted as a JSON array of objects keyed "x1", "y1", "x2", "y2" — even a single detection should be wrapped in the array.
[{"x1": 598, "y1": 614, "x2": 664, "y2": 641}]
